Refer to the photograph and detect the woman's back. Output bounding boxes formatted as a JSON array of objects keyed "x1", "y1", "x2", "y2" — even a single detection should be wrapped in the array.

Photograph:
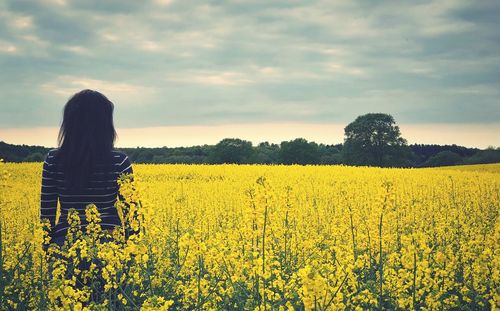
[{"x1": 40, "y1": 148, "x2": 133, "y2": 240}]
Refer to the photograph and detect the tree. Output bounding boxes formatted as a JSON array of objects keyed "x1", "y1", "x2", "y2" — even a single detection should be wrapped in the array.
[
  {"x1": 249, "y1": 142, "x2": 280, "y2": 164},
  {"x1": 279, "y1": 138, "x2": 320, "y2": 165},
  {"x1": 135, "y1": 150, "x2": 155, "y2": 163},
  {"x1": 409, "y1": 143, "x2": 479, "y2": 165},
  {"x1": 318, "y1": 143, "x2": 343, "y2": 164},
  {"x1": 207, "y1": 138, "x2": 254, "y2": 164},
  {"x1": 342, "y1": 113, "x2": 412, "y2": 167},
  {"x1": 422, "y1": 151, "x2": 463, "y2": 167},
  {"x1": 24, "y1": 152, "x2": 44, "y2": 162},
  {"x1": 465, "y1": 147, "x2": 500, "y2": 164}
]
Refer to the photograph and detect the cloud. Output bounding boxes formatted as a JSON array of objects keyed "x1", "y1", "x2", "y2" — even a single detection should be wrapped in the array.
[
  {"x1": 168, "y1": 70, "x2": 253, "y2": 86},
  {"x1": 0, "y1": 41, "x2": 17, "y2": 53},
  {"x1": 40, "y1": 75, "x2": 156, "y2": 106},
  {"x1": 0, "y1": 0, "x2": 498, "y2": 135}
]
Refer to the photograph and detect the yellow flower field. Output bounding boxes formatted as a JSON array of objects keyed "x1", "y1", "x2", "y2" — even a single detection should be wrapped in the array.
[{"x1": 0, "y1": 160, "x2": 498, "y2": 310}]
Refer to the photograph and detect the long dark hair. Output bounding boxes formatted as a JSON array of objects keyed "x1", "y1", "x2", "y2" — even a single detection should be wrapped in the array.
[{"x1": 56, "y1": 89, "x2": 117, "y2": 190}]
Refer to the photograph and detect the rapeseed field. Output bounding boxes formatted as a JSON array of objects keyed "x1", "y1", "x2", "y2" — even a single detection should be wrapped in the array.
[{"x1": 0, "y1": 160, "x2": 498, "y2": 310}]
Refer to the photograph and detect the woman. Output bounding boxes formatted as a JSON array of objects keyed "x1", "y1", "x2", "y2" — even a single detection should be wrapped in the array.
[{"x1": 40, "y1": 89, "x2": 133, "y2": 247}]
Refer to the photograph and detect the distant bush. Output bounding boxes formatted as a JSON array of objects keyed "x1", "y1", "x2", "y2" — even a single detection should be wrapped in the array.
[
  {"x1": 207, "y1": 138, "x2": 254, "y2": 164},
  {"x1": 465, "y1": 148, "x2": 500, "y2": 164},
  {"x1": 24, "y1": 152, "x2": 45, "y2": 162},
  {"x1": 279, "y1": 138, "x2": 320, "y2": 165},
  {"x1": 423, "y1": 151, "x2": 464, "y2": 167}
]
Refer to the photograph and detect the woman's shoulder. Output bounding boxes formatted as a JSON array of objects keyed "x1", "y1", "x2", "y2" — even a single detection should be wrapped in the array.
[
  {"x1": 42, "y1": 148, "x2": 60, "y2": 168},
  {"x1": 110, "y1": 150, "x2": 130, "y2": 162},
  {"x1": 45, "y1": 148, "x2": 60, "y2": 160}
]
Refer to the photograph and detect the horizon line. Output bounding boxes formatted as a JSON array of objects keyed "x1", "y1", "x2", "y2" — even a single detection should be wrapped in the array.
[{"x1": 0, "y1": 139, "x2": 492, "y2": 150}]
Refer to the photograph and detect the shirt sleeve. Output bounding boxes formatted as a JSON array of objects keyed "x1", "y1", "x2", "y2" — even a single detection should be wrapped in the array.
[
  {"x1": 117, "y1": 154, "x2": 134, "y2": 202},
  {"x1": 118, "y1": 155, "x2": 133, "y2": 176},
  {"x1": 40, "y1": 151, "x2": 58, "y2": 229},
  {"x1": 116, "y1": 154, "x2": 139, "y2": 237}
]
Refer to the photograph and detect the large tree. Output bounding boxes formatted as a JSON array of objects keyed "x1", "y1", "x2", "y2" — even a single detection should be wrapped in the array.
[
  {"x1": 342, "y1": 113, "x2": 412, "y2": 167},
  {"x1": 207, "y1": 138, "x2": 254, "y2": 164}
]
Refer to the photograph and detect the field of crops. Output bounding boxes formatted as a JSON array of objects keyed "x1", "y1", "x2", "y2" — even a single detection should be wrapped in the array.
[{"x1": 0, "y1": 161, "x2": 498, "y2": 310}]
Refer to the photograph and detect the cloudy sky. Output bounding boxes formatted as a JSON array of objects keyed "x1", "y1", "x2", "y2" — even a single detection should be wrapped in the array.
[{"x1": 0, "y1": 0, "x2": 499, "y2": 148}]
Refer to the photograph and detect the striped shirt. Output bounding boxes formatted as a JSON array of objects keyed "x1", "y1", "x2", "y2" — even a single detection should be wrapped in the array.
[{"x1": 40, "y1": 148, "x2": 133, "y2": 239}]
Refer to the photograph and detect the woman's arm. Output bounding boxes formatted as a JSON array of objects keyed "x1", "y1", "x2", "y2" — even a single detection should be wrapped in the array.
[
  {"x1": 119, "y1": 154, "x2": 133, "y2": 176},
  {"x1": 116, "y1": 154, "x2": 139, "y2": 238},
  {"x1": 40, "y1": 151, "x2": 58, "y2": 230},
  {"x1": 117, "y1": 154, "x2": 133, "y2": 201}
]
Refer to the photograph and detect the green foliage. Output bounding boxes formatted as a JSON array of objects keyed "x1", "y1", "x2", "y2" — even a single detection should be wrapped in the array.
[
  {"x1": 410, "y1": 144, "x2": 478, "y2": 164},
  {"x1": 318, "y1": 144, "x2": 343, "y2": 164},
  {"x1": 248, "y1": 142, "x2": 280, "y2": 164},
  {"x1": 342, "y1": 113, "x2": 413, "y2": 167},
  {"x1": 0, "y1": 141, "x2": 50, "y2": 162},
  {"x1": 0, "y1": 122, "x2": 496, "y2": 167},
  {"x1": 464, "y1": 148, "x2": 500, "y2": 165},
  {"x1": 422, "y1": 151, "x2": 464, "y2": 167},
  {"x1": 24, "y1": 152, "x2": 44, "y2": 162},
  {"x1": 207, "y1": 138, "x2": 254, "y2": 164},
  {"x1": 279, "y1": 138, "x2": 320, "y2": 165}
]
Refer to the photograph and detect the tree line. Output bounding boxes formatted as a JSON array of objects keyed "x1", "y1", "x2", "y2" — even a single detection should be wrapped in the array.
[{"x1": 1, "y1": 113, "x2": 498, "y2": 167}]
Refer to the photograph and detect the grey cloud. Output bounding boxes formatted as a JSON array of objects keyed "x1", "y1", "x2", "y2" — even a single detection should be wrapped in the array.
[{"x1": 0, "y1": 0, "x2": 499, "y2": 129}]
